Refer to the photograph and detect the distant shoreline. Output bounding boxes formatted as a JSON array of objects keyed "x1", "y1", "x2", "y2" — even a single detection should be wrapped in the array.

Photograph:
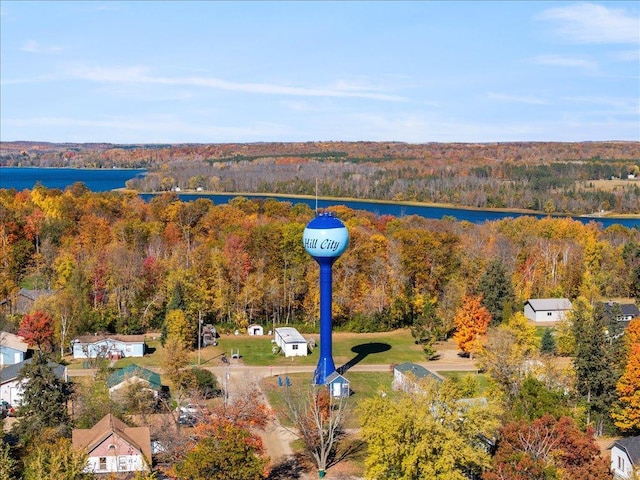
[{"x1": 116, "y1": 189, "x2": 640, "y2": 220}]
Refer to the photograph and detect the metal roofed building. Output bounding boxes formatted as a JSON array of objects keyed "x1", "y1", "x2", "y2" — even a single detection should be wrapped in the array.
[
  {"x1": 524, "y1": 298, "x2": 573, "y2": 323},
  {"x1": 274, "y1": 327, "x2": 308, "y2": 357}
]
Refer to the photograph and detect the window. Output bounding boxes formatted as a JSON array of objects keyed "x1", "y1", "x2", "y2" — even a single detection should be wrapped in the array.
[
  {"x1": 125, "y1": 345, "x2": 132, "y2": 352},
  {"x1": 618, "y1": 455, "x2": 625, "y2": 470},
  {"x1": 99, "y1": 457, "x2": 107, "y2": 470},
  {"x1": 292, "y1": 344, "x2": 299, "y2": 350},
  {"x1": 118, "y1": 456, "x2": 127, "y2": 471},
  {"x1": 547, "y1": 312, "x2": 552, "y2": 316}
]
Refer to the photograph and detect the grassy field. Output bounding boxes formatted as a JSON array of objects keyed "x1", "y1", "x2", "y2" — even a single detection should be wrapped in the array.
[{"x1": 206, "y1": 329, "x2": 425, "y2": 367}]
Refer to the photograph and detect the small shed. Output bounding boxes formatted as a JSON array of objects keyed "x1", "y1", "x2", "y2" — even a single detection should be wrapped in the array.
[
  {"x1": 393, "y1": 362, "x2": 443, "y2": 393},
  {"x1": 524, "y1": 298, "x2": 572, "y2": 323},
  {"x1": 326, "y1": 372, "x2": 350, "y2": 398},
  {"x1": 274, "y1": 327, "x2": 308, "y2": 357},
  {"x1": 248, "y1": 324, "x2": 264, "y2": 336}
]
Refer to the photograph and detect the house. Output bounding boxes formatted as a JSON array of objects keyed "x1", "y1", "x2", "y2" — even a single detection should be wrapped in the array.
[
  {"x1": 248, "y1": 324, "x2": 264, "y2": 336},
  {"x1": 72, "y1": 414, "x2": 151, "y2": 474},
  {"x1": 0, "y1": 358, "x2": 67, "y2": 407},
  {"x1": 0, "y1": 288, "x2": 54, "y2": 315},
  {"x1": 608, "y1": 435, "x2": 640, "y2": 479},
  {"x1": 106, "y1": 364, "x2": 162, "y2": 399},
  {"x1": 0, "y1": 331, "x2": 29, "y2": 367},
  {"x1": 601, "y1": 301, "x2": 640, "y2": 323},
  {"x1": 274, "y1": 327, "x2": 308, "y2": 357},
  {"x1": 392, "y1": 362, "x2": 443, "y2": 393},
  {"x1": 72, "y1": 334, "x2": 146, "y2": 359},
  {"x1": 326, "y1": 371, "x2": 350, "y2": 398},
  {"x1": 524, "y1": 298, "x2": 572, "y2": 323}
]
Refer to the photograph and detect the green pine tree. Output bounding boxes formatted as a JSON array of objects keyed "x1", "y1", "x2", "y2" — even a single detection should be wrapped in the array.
[
  {"x1": 12, "y1": 352, "x2": 71, "y2": 444},
  {"x1": 541, "y1": 328, "x2": 557, "y2": 355},
  {"x1": 477, "y1": 259, "x2": 514, "y2": 326}
]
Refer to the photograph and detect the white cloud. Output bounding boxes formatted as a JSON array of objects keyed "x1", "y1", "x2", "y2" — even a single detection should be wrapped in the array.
[
  {"x1": 66, "y1": 65, "x2": 407, "y2": 102},
  {"x1": 532, "y1": 54, "x2": 597, "y2": 69},
  {"x1": 487, "y1": 93, "x2": 549, "y2": 105},
  {"x1": 21, "y1": 40, "x2": 62, "y2": 54},
  {"x1": 538, "y1": 3, "x2": 640, "y2": 44}
]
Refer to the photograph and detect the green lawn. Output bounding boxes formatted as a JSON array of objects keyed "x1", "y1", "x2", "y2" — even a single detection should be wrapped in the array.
[
  {"x1": 208, "y1": 329, "x2": 425, "y2": 367},
  {"x1": 67, "y1": 329, "x2": 425, "y2": 373}
]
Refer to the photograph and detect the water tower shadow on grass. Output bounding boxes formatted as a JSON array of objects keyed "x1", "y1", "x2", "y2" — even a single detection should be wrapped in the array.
[{"x1": 337, "y1": 342, "x2": 391, "y2": 374}]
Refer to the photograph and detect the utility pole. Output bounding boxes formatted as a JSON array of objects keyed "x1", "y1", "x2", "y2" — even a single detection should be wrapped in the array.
[{"x1": 197, "y1": 310, "x2": 202, "y2": 365}]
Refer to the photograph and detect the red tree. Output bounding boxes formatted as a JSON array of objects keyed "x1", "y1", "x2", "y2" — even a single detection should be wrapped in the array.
[
  {"x1": 18, "y1": 310, "x2": 55, "y2": 353},
  {"x1": 483, "y1": 414, "x2": 610, "y2": 480}
]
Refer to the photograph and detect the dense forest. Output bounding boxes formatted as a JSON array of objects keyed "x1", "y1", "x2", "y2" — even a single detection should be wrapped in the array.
[
  {"x1": 1, "y1": 184, "x2": 639, "y2": 338},
  {"x1": 2, "y1": 141, "x2": 640, "y2": 215},
  {"x1": 2, "y1": 185, "x2": 640, "y2": 478}
]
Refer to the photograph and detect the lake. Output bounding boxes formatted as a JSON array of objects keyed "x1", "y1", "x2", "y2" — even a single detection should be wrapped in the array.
[
  {"x1": 1, "y1": 167, "x2": 638, "y2": 228},
  {"x1": 0, "y1": 166, "x2": 146, "y2": 192}
]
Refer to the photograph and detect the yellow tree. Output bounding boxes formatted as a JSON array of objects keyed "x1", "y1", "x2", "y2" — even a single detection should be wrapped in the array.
[{"x1": 453, "y1": 295, "x2": 491, "y2": 356}]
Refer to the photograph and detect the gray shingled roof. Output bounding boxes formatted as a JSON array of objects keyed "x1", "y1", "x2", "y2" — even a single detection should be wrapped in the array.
[
  {"x1": 0, "y1": 358, "x2": 66, "y2": 384},
  {"x1": 610, "y1": 435, "x2": 640, "y2": 465},
  {"x1": 394, "y1": 362, "x2": 443, "y2": 382}
]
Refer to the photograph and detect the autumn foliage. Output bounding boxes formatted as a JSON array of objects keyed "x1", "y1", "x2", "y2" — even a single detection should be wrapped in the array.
[
  {"x1": 453, "y1": 295, "x2": 492, "y2": 355},
  {"x1": 18, "y1": 310, "x2": 55, "y2": 352},
  {"x1": 612, "y1": 342, "x2": 640, "y2": 432},
  {"x1": 483, "y1": 415, "x2": 610, "y2": 480}
]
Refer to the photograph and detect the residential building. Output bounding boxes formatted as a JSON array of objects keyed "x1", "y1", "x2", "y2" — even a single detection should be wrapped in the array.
[
  {"x1": 609, "y1": 435, "x2": 640, "y2": 480},
  {"x1": 0, "y1": 358, "x2": 67, "y2": 406},
  {"x1": 0, "y1": 331, "x2": 29, "y2": 367},
  {"x1": 274, "y1": 327, "x2": 308, "y2": 357},
  {"x1": 72, "y1": 414, "x2": 151, "y2": 474},
  {"x1": 72, "y1": 334, "x2": 146, "y2": 359}
]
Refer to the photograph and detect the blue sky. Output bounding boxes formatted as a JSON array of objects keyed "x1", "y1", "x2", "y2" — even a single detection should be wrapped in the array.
[{"x1": 1, "y1": 1, "x2": 638, "y2": 143}]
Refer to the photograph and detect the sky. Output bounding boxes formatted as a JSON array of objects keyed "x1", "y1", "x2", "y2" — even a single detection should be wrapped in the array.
[{"x1": 1, "y1": 1, "x2": 639, "y2": 144}]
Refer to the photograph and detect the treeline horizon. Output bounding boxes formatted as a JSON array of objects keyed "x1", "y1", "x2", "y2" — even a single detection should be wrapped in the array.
[
  {"x1": 2, "y1": 140, "x2": 640, "y2": 215},
  {"x1": 1, "y1": 184, "x2": 639, "y2": 345}
]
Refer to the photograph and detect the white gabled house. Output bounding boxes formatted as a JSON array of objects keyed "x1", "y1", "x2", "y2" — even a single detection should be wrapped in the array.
[
  {"x1": 274, "y1": 327, "x2": 308, "y2": 357},
  {"x1": 0, "y1": 358, "x2": 67, "y2": 407},
  {"x1": 72, "y1": 334, "x2": 146, "y2": 359},
  {"x1": 524, "y1": 298, "x2": 572, "y2": 323},
  {"x1": 608, "y1": 435, "x2": 640, "y2": 479},
  {"x1": 72, "y1": 414, "x2": 151, "y2": 474}
]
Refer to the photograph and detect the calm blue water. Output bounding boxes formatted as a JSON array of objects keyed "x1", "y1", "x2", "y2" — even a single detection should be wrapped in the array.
[
  {"x1": 1, "y1": 167, "x2": 638, "y2": 228},
  {"x1": 0, "y1": 167, "x2": 146, "y2": 192}
]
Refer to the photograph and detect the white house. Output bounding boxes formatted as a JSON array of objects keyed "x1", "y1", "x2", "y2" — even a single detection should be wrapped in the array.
[
  {"x1": 274, "y1": 327, "x2": 308, "y2": 357},
  {"x1": 72, "y1": 334, "x2": 146, "y2": 359},
  {"x1": 524, "y1": 298, "x2": 572, "y2": 323},
  {"x1": 248, "y1": 324, "x2": 264, "y2": 336},
  {"x1": 601, "y1": 301, "x2": 640, "y2": 322},
  {"x1": 0, "y1": 358, "x2": 67, "y2": 407},
  {"x1": 73, "y1": 413, "x2": 151, "y2": 474},
  {"x1": 608, "y1": 435, "x2": 640, "y2": 479},
  {"x1": 0, "y1": 331, "x2": 29, "y2": 367}
]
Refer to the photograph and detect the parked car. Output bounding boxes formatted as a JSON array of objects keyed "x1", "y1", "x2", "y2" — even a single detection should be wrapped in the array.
[{"x1": 178, "y1": 413, "x2": 200, "y2": 427}]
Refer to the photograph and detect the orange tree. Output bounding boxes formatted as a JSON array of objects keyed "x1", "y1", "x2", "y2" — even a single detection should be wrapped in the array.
[
  {"x1": 611, "y1": 341, "x2": 640, "y2": 433},
  {"x1": 453, "y1": 295, "x2": 491, "y2": 356}
]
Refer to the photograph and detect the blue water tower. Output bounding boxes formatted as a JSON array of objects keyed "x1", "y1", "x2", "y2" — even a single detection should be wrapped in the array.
[{"x1": 303, "y1": 212, "x2": 349, "y2": 385}]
